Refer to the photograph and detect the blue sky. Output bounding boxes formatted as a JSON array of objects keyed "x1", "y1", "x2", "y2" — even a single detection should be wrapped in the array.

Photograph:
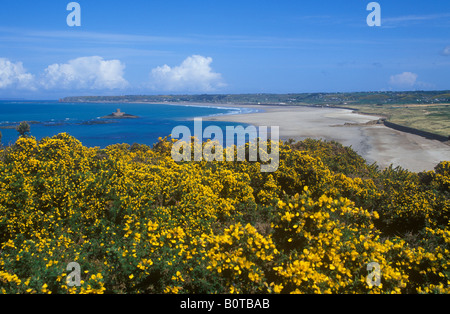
[{"x1": 0, "y1": 0, "x2": 450, "y2": 99}]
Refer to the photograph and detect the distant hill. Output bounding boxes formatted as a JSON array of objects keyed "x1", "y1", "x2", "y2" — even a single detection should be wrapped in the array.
[{"x1": 59, "y1": 91, "x2": 450, "y2": 106}]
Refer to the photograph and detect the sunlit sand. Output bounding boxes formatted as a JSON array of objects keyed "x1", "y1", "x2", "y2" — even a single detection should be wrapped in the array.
[{"x1": 202, "y1": 104, "x2": 450, "y2": 172}]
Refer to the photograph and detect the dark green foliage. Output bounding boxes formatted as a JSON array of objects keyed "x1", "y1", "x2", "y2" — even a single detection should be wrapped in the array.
[{"x1": 16, "y1": 122, "x2": 31, "y2": 137}]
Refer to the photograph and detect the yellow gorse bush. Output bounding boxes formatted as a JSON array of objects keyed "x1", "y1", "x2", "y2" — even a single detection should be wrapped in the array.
[{"x1": 0, "y1": 133, "x2": 449, "y2": 294}]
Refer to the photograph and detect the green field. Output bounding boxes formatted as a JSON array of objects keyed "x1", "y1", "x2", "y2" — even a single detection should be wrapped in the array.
[{"x1": 344, "y1": 104, "x2": 450, "y2": 138}]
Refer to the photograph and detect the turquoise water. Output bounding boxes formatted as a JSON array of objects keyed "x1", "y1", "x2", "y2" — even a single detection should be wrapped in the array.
[{"x1": 0, "y1": 101, "x2": 256, "y2": 148}]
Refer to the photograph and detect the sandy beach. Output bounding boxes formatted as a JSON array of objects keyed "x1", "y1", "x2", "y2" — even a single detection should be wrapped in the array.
[{"x1": 195, "y1": 103, "x2": 450, "y2": 172}]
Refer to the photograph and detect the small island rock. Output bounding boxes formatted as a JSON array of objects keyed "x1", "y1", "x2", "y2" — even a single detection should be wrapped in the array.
[{"x1": 100, "y1": 109, "x2": 140, "y2": 119}]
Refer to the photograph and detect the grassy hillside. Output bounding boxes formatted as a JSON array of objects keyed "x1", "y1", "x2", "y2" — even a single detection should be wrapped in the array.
[
  {"x1": 0, "y1": 134, "x2": 449, "y2": 294},
  {"x1": 344, "y1": 103, "x2": 450, "y2": 138}
]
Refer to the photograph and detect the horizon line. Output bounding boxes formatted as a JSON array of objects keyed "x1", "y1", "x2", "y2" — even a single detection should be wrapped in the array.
[{"x1": 2, "y1": 89, "x2": 450, "y2": 102}]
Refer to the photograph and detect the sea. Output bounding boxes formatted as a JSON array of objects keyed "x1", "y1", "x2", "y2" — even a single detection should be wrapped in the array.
[{"x1": 0, "y1": 101, "x2": 258, "y2": 148}]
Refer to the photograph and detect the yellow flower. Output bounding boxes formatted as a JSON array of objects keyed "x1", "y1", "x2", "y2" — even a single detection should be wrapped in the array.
[{"x1": 273, "y1": 284, "x2": 283, "y2": 293}]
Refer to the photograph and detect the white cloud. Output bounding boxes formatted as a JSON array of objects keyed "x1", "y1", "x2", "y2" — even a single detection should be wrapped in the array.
[
  {"x1": 149, "y1": 55, "x2": 225, "y2": 92},
  {"x1": 389, "y1": 72, "x2": 418, "y2": 88},
  {"x1": 383, "y1": 13, "x2": 450, "y2": 27},
  {"x1": 42, "y1": 56, "x2": 128, "y2": 90},
  {"x1": 442, "y1": 46, "x2": 450, "y2": 56},
  {"x1": 0, "y1": 58, "x2": 35, "y2": 90}
]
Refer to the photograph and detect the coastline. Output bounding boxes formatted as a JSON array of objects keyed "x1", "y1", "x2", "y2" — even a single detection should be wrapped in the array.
[
  {"x1": 28, "y1": 100, "x2": 449, "y2": 172},
  {"x1": 185, "y1": 102, "x2": 449, "y2": 172}
]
